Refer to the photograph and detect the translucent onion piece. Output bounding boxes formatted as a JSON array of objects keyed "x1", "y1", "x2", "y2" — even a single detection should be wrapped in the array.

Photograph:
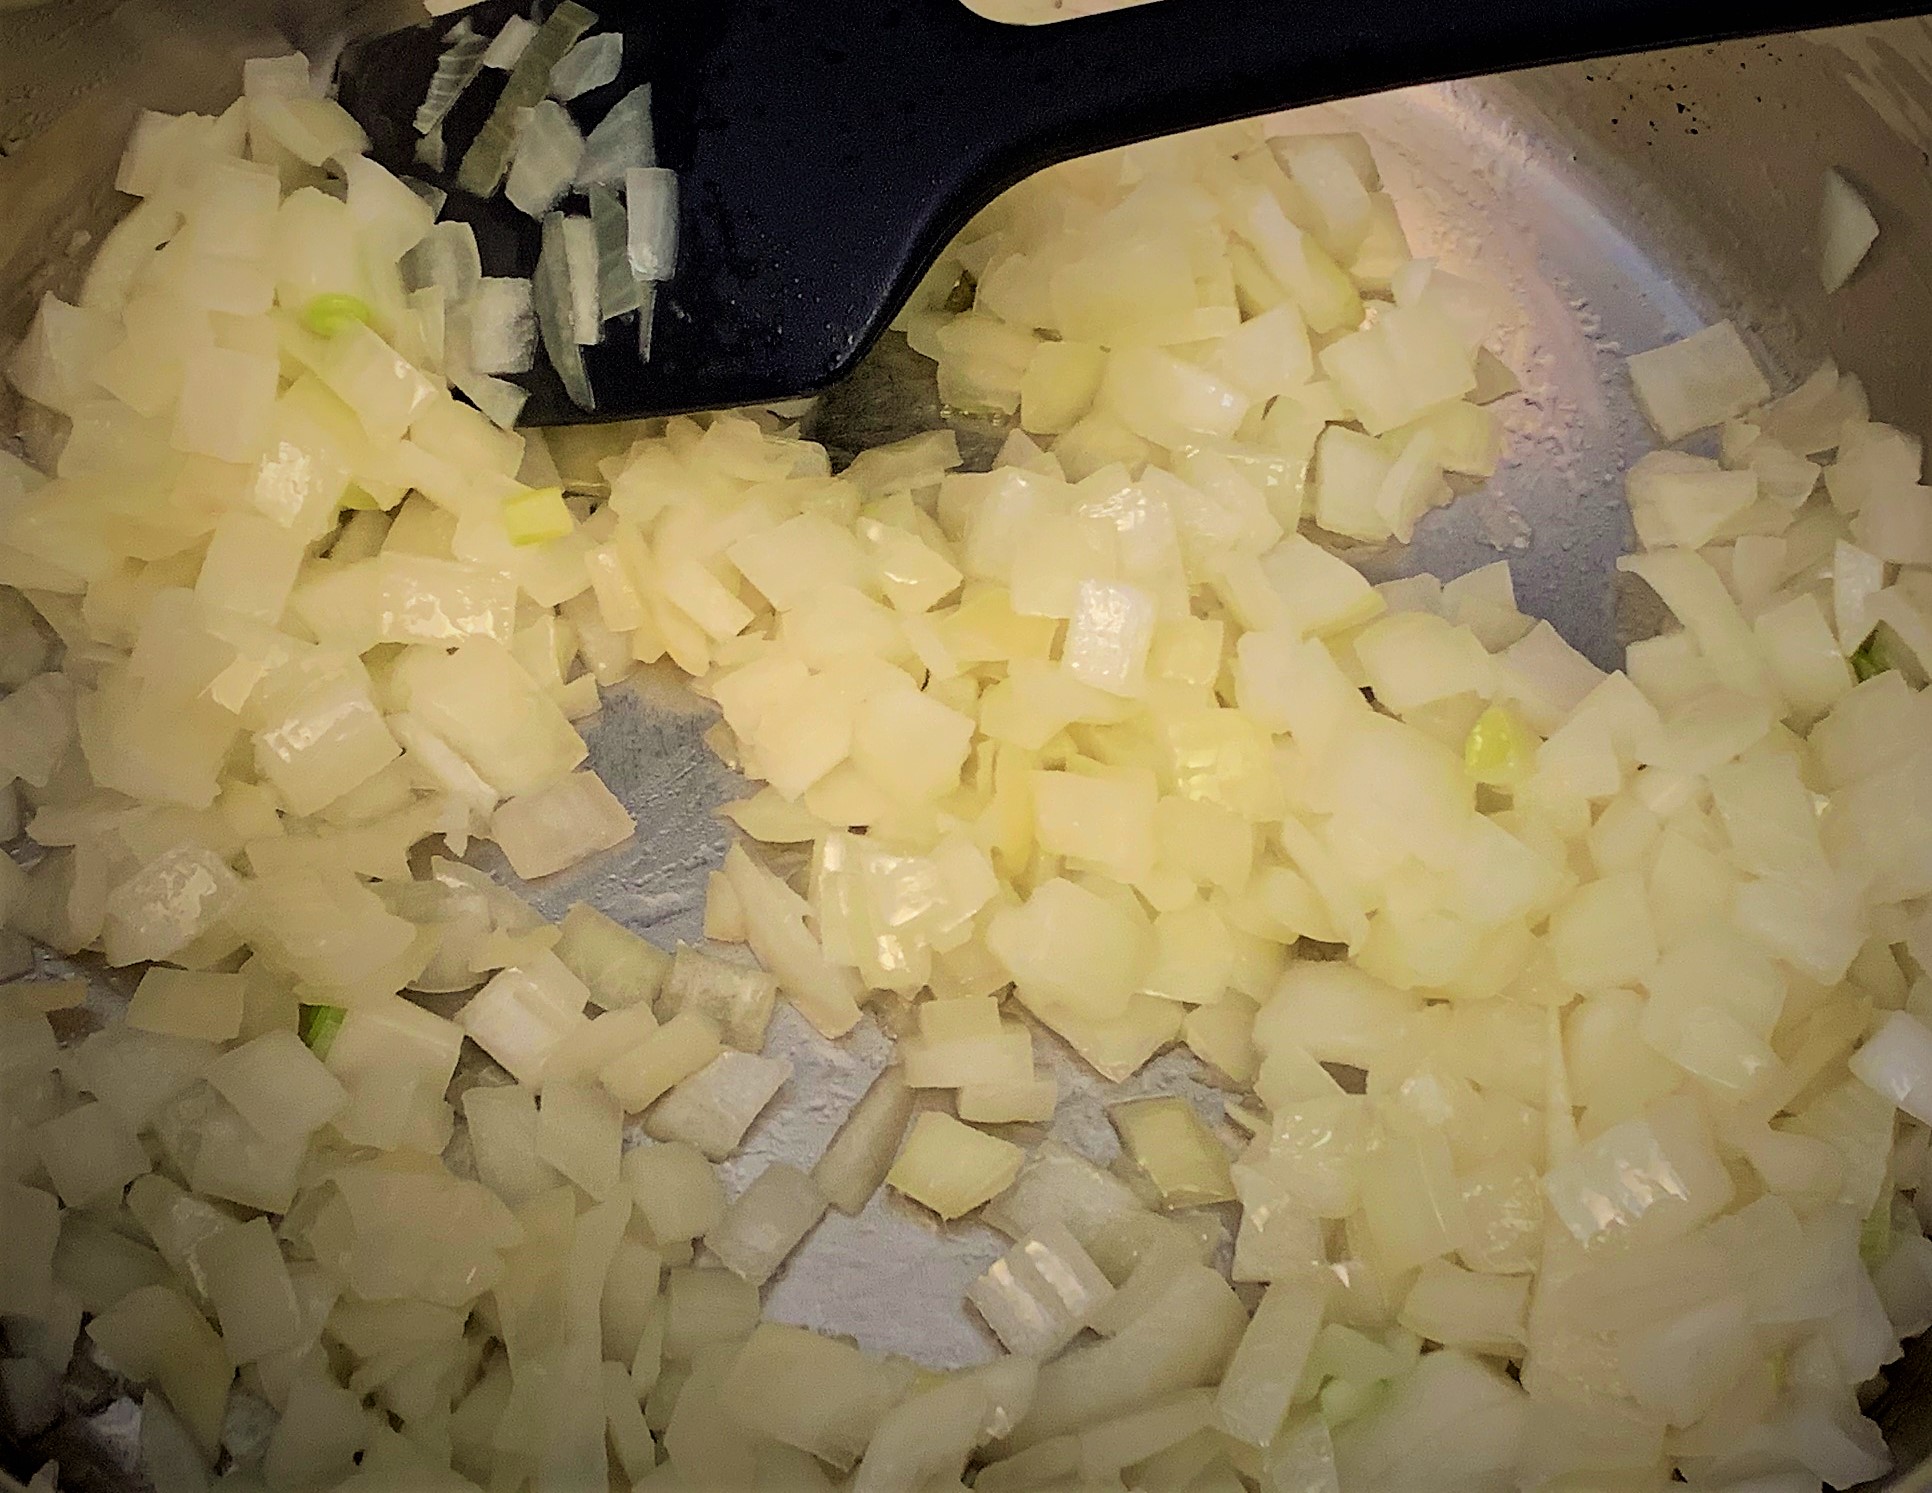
[
  {"x1": 1850, "y1": 1011, "x2": 1932, "y2": 1125},
  {"x1": 561, "y1": 214, "x2": 602, "y2": 344},
  {"x1": 1627, "y1": 321, "x2": 1773, "y2": 443},
  {"x1": 550, "y1": 33, "x2": 623, "y2": 101},
  {"x1": 243, "y1": 51, "x2": 314, "y2": 100},
  {"x1": 459, "y1": 277, "x2": 535, "y2": 375},
  {"x1": 575, "y1": 82, "x2": 654, "y2": 188},
  {"x1": 403, "y1": 219, "x2": 482, "y2": 302},
  {"x1": 452, "y1": 366, "x2": 529, "y2": 430},
  {"x1": 412, "y1": 18, "x2": 488, "y2": 137},
  {"x1": 588, "y1": 185, "x2": 642, "y2": 318},
  {"x1": 456, "y1": 1, "x2": 595, "y2": 198},
  {"x1": 1821, "y1": 167, "x2": 1881, "y2": 294},
  {"x1": 481, "y1": 15, "x2": 537, "y2": 70},
  {"x1": 505, "y1": 99, "x2": 584, "y2": 220},
  {"x1": 404, "y1": 177, "x2": 447, "y2": 214},
  {"x1": 535, "y1": 212, "x2": 596, "y2": 410},
  {"x1": 637, "y1": 280, "x2": 658, "y2": 361},
  {"x1": 624, "y1": 166, "x2": 678, "y2": 282}
]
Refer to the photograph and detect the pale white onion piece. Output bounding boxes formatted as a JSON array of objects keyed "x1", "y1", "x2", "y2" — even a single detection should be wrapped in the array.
[
  {"x1": 561, "y1": 213, "x2": 602, "y2": 344},
  {"x1": 489, "y1": 770, "x2": 633, "y2": 880},
  {"x1": 457, "y1": 276, "x2": 536, "y2": 376},
  {"x1": 481, "y1": 15, "x2": 537, "y2": 69},
  {"x1": 457, "y1": 1, "x2": 594, "y2": 197},
  {"x1": 505, "y1": 99, "x2": 584, "y2": 220},
  {"x1": 402, "y1": 218, "x2": 482, "y2": 302},
  {"x1": 576, "y1": 82, "x2": 654, "y2": 188},
  {"x1": 1822, "y1": 168, "x2": 1880, "y2": 294},
  {"x1": 624, "y1": 166, "x2": 678, "y2": 282},
  {"x1": 703, "y1": 1162, "x2": 827, "y2": 1286},
  {"x1": 637, "y1": 280, "x2": 658, "y2": 361},
  {"x1": 550, "y1": 33, "x2": 623, "y2": 101},
  {"x1": 1851, "y1": 1011, "x2": 1932, "y2": 1125},
  {"x1": 412, "y1": 19, "x2": 488, "y2": 136},
  {"x1": 452, "y1": 366, "x2": 529, "y2": 430},
  {"x1": 1627, "y1": 321, "x2": 1773, "y2": 442}
]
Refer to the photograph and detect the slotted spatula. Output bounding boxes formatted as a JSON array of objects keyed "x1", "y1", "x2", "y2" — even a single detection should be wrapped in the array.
[{"x1": 337, "y1": 0, "x2": 1928, "y2": 425}]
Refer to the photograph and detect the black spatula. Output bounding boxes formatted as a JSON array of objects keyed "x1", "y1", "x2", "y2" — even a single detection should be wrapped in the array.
[{"x1": 338, "y1": 0, "x2": 1927, "y2": 426}]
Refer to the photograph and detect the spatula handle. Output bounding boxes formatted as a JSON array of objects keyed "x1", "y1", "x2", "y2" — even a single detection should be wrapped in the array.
[{"x1": 940, "y1": 0, "x2": 1931, "y2": 180}]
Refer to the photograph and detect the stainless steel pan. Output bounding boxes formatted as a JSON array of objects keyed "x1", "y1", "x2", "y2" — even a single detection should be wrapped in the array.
[{"x1": 3, "y1": 3, "x2": 1930, "y2": 1486}]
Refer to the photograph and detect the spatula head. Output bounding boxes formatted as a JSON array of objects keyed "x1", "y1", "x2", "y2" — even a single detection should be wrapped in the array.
[
  {"x1": 340, "y1": 0, "x2": 1009, "y2": 426},
  {"x1": 343, "y1": 0, "x2": 1932, "y2": 427}
]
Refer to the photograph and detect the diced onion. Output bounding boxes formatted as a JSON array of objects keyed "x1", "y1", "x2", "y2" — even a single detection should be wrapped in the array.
[
  {"x1": 534, "y1": 211, "x2": 597, "y2": 410},
  {"x1": 550, "y1": 32, "x2": 623, "y2": 100},
  {"x1": 456, "y1": 1, "x2": 595, "y2": 197},
  {"x1": 588, "y1": 185, "x2": 642, "y2": 318},
  {"x1": 11, "y1": 79, "x2": 1932, "y2": 1493},
  {"x1": 561, "y1": 213, "x2": 602, "y2": 344},
  {"x1": 412, "y1": 19, "x2": 488, "y2": 136},
  {"x1": 1821, "y1": 167, "x2": 1880, "y2": 294},
  {"x1": 1627, "y1": 320, "x2": 1774, "y2": 442},
  {"x1": 505, "y1": 99, "x2": 584, "y2": 220},
  {"x1": 456, "y1": 275, "x2": 536, "y2": 375},
  {"x1": 576, "y1": 82, "x2": 654, "y2": 188},
  {"x1": 480, "y1": 15, "x2": 536, "y2": 70},
  {"x1": 623, "y1": 165, "x2": 678, "y2": 283}
]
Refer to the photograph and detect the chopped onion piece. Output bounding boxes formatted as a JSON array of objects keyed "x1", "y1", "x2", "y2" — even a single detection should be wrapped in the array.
[
  {"x1": 624, "y1": 165, "x2": 678, "y2": 281},
  {"x1": 965, "y1": 1221, "x2": 1113, "y2": 1357},
  {"x1": 643, "y1": 1049, "x2": 791, "y2": 1160},
  {"x1": 576, "y1": 83, "x2": 654, "y2": 188},
  {"x1": 535, "y1": 211, "x2": 597, "y2": 410},
  {"x1": 1627, "y1": 321, "x2": 1773, "y2": 442},
  {"x1": 413, "y1": 20, "x2": 488, "y2": 136},
  {"x1": 637, "y1": 280, "x2": 658, "y2": 361},
  {"x1": 243, "y1": 52, "x2": 314, "y2": 100},
  {"x1": 555, "y1": 902, "x2": 671, "y2": 1010},
  {"x1": 505, "y1": 99, "x2": 584, "y2": 219},
  {"x1": 1822, "y1": 168, "x2": 1880, "y2": 294},
  {"x1": 489, "y1": 769, "x2": 634, "y2": 879},
  {"x1": 457, "y1": 1, "x2": 595, "y2": 197},
  {"x1": 1851, "y1": 1011, "x2": 1932, "y2": 1125},
  {"x1": 502, "y1": 484, "x2": 573, "y2": 546},
  {"x1": 403, "y1": 219, "x2": 482, "y2": 305},
  {"x1": 703, "y1": 1162, "x2": 827, "y2": 1285},
  {"x1": 561, "y1": 213, "x2": 602, "y2": 343},
  {"x1": 480, "y1": 15, "x2": 537, "y2": 70},
  {"x1": 550, "y1": 33, "x2": 623, "y2": 100},
  {"x1": 452, "y1": 366, "x2": 528, "y2": 430},
  {"x1": 457, "y1": 276, "x2": 536, "y2": 375},
  {"x1": 886, "y1": 1111, "x2": 1023, "y2": 1220},
  {"x1": 589, "y1": 186, "x2": 642, "y2": 318}
]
